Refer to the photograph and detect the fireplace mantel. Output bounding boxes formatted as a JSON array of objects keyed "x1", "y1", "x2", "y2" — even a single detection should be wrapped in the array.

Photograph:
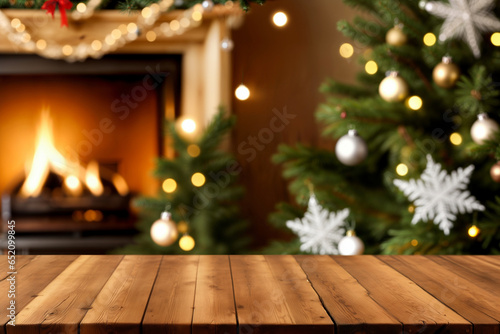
[{"x1": 0, "y1": 7, "x2": 241, "y2": 126}]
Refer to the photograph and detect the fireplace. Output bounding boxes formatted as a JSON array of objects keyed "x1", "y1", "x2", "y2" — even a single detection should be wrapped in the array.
[{"x1": 0, "y1": 53, "x2": 181, "y2": 254}]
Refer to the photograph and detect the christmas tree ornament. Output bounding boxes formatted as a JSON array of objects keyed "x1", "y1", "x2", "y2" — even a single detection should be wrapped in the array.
[
  {"x1": 490, "y1": 162, "x2": 500, "y2": 182},
  {"x1": 286, "y1": 194, "x2": 347, "y2": 255},
  {"x1": 386, "y1": 24, "x2": 407, "y2": 46},
  {"x1": 424, "y1": 0, "x2": 500, "y2": 58},
  {"x1": 201, "y1": 0, "x2": 214, "y2": 11},
  {"x1": 432, "y1": 56, "x2": 460, "y2": 88},
  {"x1": 338, "y1": 230, "x2": 365, "y2": 255},
  {"x1": 179, "y1": 234, "x2": 195, "y2": 251},
  {"x1": 221, "y1": 37, "x2": 234, "y2": 51},
  {"x1": 150, "y1": 211, "x2": 178, "y2": 246},
  {"x1": 42, "y1": 0, "x2": 73, "y2": 27},
  {"x1": 335, "y1": 129, "x2": 368, "y2": 166},
  {"x1": 470, "y1": 113, "x2": 499, "y2": 145},
  {"x1": 379, "y1": 71, "x2": 409, "y2": 103},
  {"x1": 394, "y1": 155, "x2": 484, "y2": 235}
]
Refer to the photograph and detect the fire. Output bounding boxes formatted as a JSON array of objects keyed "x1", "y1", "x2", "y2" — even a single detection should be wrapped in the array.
[
  {"x1": 85, "y1": 160, "x2": 104, "y2": 196},
  {"x1": 19, "y1": 110, "x2": 128, "y2": 198}
]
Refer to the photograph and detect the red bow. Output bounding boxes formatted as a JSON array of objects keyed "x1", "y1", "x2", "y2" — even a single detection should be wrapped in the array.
[{"x1": 42, "y1": 0, "x2": 73, "y2": 27}]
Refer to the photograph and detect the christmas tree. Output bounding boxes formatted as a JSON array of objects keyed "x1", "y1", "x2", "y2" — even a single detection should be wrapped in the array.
[
  {"x1": 118, "y1": 109, "x2": 250, "y2": 254},
  {"x1": 268, "y1": 0, "x2": 500, "y2": 255}
]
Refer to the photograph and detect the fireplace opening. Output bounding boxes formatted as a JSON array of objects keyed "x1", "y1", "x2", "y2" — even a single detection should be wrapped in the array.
[{"x1": 0, "y1": 54, "x2": 181, "y2": 254}]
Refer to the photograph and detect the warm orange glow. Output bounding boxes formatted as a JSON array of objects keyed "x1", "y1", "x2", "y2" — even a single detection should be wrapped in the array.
[
  {"x1": 20, "y1": 110, "x2": 77, "y2": 198},
  {"x1": 64, "y1": 175, "x2": 82, "y2": 196},
  {"x1": 85, "y1": 160, "x2": 104, "y2": 196},
  {"x1": 112, "y1": 173, "x2": 129, "y2": 196}
]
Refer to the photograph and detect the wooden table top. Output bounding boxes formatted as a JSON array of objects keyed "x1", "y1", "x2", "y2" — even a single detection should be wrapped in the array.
[{"x1": 1, "y1": 255, "x2": 499, "y2": 334}]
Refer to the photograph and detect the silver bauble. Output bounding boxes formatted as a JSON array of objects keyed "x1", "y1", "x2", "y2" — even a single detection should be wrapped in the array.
[
  {"x1": 335, "y1": 129, "x2": 368, "y2": 166},
  {"x1": 150, "y1": 211, "x2": 178, "y2": 246},
  {"x1": 471, "y1": 113, "x2": 499, "y2": 145},
  {"x1": 338, "y1": 230, "x2": 365, "y2": 255}
]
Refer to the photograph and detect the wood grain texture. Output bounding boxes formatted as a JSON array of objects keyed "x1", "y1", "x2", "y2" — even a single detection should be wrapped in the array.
[
  {"x1": 192, "y1": 255, "x2": 237, "y2": 334},
  {"x1": 80, "y1": 255, "x2": 162, "y2": 334},
  {"x1": 0, "y1": 255, "x2": 43, "y2": 334},
  {"x1": 430, "y1": 256, "x2": 500, "y2": 301},
  {"x1": 230, "y1": 255, "x2": 333, "y2": 334},
  {"x1": 334, "y1": 255, "x2": 472, "y2": 333},
  {"x1": 381, "y1": 255, "x2": 500, "y2": 334},
  {"x1": 8, "y1": 255, "x2": 123, "y2": 334},
  {"x1": 295, "y1": 255, "x2": 401, "y2": 334},
  {"x1": 142, "y1": 255, "x2": 199, "y2": 334}
]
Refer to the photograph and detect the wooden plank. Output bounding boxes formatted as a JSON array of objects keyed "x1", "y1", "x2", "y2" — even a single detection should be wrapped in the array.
[
  {"x1": 334, "y1": 256, "x2": 471, "y2": 333},
  {"x1": 430, "y1": 256, "x2": 500, "y2": 298},
  {"x1": 381, "y1": 255, "x2": 500, "y2": 333},
  {"x1": 1, "y1": 255, "x2": 77, "y2": 333},
  {"x1": 0, "y1": 255, "x2": 37, "y2": 280},
  {"x1": 142, "y1": 255, "x2": 199, "y2": 334},
  {"x1": 295, "y1": 255, "x2": 401, "y2": 334},
  {"x1": 0, "y1": 255, "x2": 46, "y2": 334},
  {"x1": 476, "y1": 255, "x2": 500, "y2": 267},
  {"x1": 80, "y1": 255, "x2": 162, "y2": 334},
  {"x1": 230, "y1": 255, "x2": 333, "y2": 334},
  {"x1": 192, "y1": 255, "x2": 237, "y2": 334},
  {"x1": 8, "y1": 255, "x2": 123, "y2": 334}
]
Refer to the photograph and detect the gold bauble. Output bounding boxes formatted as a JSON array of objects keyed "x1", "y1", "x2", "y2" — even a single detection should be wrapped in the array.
[
  {"x1": 379, "y1": 72, "x2": 409, "y2": 103},
  {"x1": 491, "y1": 162, "x2": 500, "y2": 182},
  {"x1": 433, "y1": 57, "x2": 460, "y2": 88},
  {"x1": 386, "y1": 25, "x2": 407, "y2": 46}
]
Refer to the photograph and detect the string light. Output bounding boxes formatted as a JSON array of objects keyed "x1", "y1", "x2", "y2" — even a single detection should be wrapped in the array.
[
  {"x1": 179, "y1": 234, "x2": 195, "y2": 251},
  {"x1": 187, "y1": 144, "x2": 201, "y2": 157},
  {"x1": 365, "y1": 60, "x2": 378, "y2": 75},
  {"x1": 181, "y1": 119, "x2": 196, "y2": 133},
  {"x1": 491, "y1": 32, "x2": 500, "y2": 46},
  {"x1": 170, "y1": 20, "x2": 180, "y2": 31},
  {"x1": 111, "y1": 28, "x2": 122, "y2": 39},
  {"x1": 146, "y1": 31, "x2": 157, "y2": 42},
  {"x1": 191, "y1": 172, "x2": 206, "y2": 187},
  {"x1": 10, "y1": 18, "x2": 20, "y2": 29},
  {"x1": 468, "y1": 225, "x2": 480, "y2": 238},
  {"x1": 162, "y1": 178, "x2": 177, "y2": 193},
  {"x1": 235, "y1": 84, "x2": 250, "y2": 100},
  {"x1": 0, "y1": 0, "x2": 204, "y2": 62},
  {"x1": 411, "y1": 239, "x2": 418, "y2": 246},
  {"x1": 91, "y1": 40, "x2": 102, "y2": 51},
  {"x1": 339, "y1": 43, "x2": 354, "y2": 58},
  {"x1": 423, "y1": 32, "x2": 436, "y2": 46},
  {"x1": 407, "y1": 96, "x2": 423, "y2": 110},
  {"x1": 450, "y1": 132, "x2": 463, "y2": 145},
  {"x1": 396, "y1": 163, "x2": 409, "y2": 176},
  {"x1": 192, "y1": 11, "x2": 202, "y2": 21},
  {"x1": 127, "y1": 22, "x2": 138, "y2": 33},
  {"x1": 272, "y1": 11, "x2": 288, "y2": 27},
  {"x1": 36, "y1": 39, "x2": 47, "y2": 50},
  {"x1": 76, "y1": 3, "x2": 87, "y2": 13}
]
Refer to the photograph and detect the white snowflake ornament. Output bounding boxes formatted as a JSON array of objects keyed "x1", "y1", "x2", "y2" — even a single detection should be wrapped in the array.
[
  {"x1": 286, "y1": 194, "x2": 347, "y2": 255},
  {"x1": 394, "y1": 155, "x2": 484, "y2": 235},
  {"x1": 424, "y1": 0, "x2": 500, "y2": 58}
]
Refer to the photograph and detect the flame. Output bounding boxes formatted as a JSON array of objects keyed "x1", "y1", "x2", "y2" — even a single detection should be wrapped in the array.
[
  {"x1": 19, "y1": 110, "x2": 122, "y2": 198},
  {"x1": 20, "y1": 109, "x2": 76, "y2": 197},
  {"x1": 85, "y1": 160, "x2": 104, "y2": 196},
  {"x1": 112, "y1": 173, "x2": 129, "y2": 196}
]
